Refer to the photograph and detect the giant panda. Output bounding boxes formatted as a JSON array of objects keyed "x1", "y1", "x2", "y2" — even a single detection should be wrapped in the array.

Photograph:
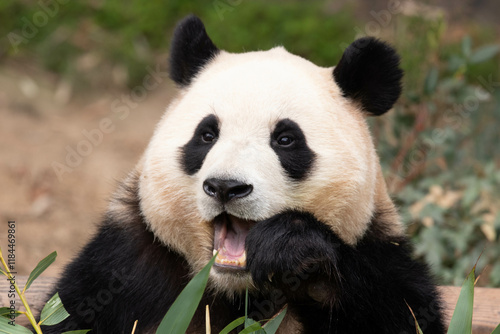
[{"x1": 42, "y1": 15, "x2": 445, "y2": 334}]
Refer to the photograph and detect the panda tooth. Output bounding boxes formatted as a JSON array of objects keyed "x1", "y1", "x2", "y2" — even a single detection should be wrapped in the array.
[
  {"x1": 214, "y1": 251, "x2": 247, "y2": 268},
  {"x1": 215, "y1": 252, "x2": 224, "y2": 264},
  {"x1": 238, "y1": 252, "x2": 247, "y2": 268},
  {"x1": 213, "y1": 249, "x2": 217, "y2": 256}
]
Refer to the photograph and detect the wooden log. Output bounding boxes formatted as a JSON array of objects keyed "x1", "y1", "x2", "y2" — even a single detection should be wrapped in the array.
[{"x1": 1, "y1": 277, "x2": 499, "y2": 332}]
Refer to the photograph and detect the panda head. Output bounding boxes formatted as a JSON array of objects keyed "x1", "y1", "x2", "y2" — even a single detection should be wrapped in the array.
[{"x1": 138, "y1": 15, "x2": 403, "y2": 292}]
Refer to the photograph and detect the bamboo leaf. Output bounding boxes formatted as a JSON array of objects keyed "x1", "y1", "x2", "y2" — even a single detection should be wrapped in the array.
[
  {"x1": 24, "y1": 251, "x2": 57, "y2": 292},
  {"x1": 242, "y1": 287, "x2": 264, "y2": 334},
  {"x1": 491, "y1": 322, "x2": 500, "y2": 334},
  {"x1": 424, "y1": 67, "x2": 439, "y2": 95},
  {"x1": 262, "y1": 307, "x2": 287, "y2": 334},
  {"x1": 446, "y1": 267, "x2": 475, "y2": 334},
  {"x1": 61, "y1": 331, "x2": 91, "y2": 334},
  {"x1": 470, "y1": 45, "x2": 500, "y2": 64},
  {"x1": 238, "y1": 322, "x2": 263, "y2": 334},
  {"x1": 244, "y1": 317, "x2": 258, "y2": 328},
  {"x1": 219, "y1": 316, "x2": 245, "y2": 334},
  {"x1": 155, "y1": 254, "x2": 216, "y2": 334},
  {"x1": 244, "y1": 288, "x2": 254, "y2": 328},
  {"x1": 406, "y1": 301, "x2": 424, "y2": 334},
  {"x1": 39, "y1": 292, "x2": 70, "y2": 326},
  {"x1": 0, "y1": 308, "x2": 22, "y2": 319},
  {"x1": 462, "y1": 36, "x2": 471, "y2": 58},
  {"x1": 0, "y1": 316, "x2": 32, "y2": 334}
]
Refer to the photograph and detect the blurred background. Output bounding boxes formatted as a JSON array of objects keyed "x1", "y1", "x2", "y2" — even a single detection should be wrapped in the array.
[{"x1": 0, "y1": 0, "x2": 499, "y2": 287}]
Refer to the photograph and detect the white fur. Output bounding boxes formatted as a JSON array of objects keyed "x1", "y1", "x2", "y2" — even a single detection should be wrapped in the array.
[{"x1": 138, "y1": 47, "x2": 395, "y2": 292}]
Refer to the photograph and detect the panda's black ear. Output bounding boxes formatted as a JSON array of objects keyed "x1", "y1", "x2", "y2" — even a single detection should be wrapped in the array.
[
  {"x1": 169, "y1": 15, "x2": 220, "y2": 87},
  {"x1": 333, "y1": 37, "x2": 403, "y2": 116}
]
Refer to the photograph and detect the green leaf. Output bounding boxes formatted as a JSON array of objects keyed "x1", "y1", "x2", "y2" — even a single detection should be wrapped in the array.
[
  {"x1": 241, "y1": 286, "x2": 265, "y2": 334},
  {"x1": 0, "y1": 316, "x2": 32, "y2": 334},
  {"x1": 406, "y1": 302, "x2": 424, "y2": 334},
  {"x1": 491, "y1": 322, "x2": 500, "y2": 334},
  {"x1": 39, "y1": 292, "x2": 70, "y2": 326},
  {"x1": 24, "y1": 251, "x2": 57, "y2": 292},
  {"x1": 490, "y1": 262, "x2": 500, "y2": 286},
  {"x1": 424, "y1": 67, "x2": 439, "y2": 95},
  {"x1": 262, "y1": 307, "x2": 287, "y2": 334},
  {"x1": 219, "y1": 316, "x2": 245, "y2": 334},
  {"x1": 238, "y1": 322, "x2": 263, "y2": 334},
  {"x1": 470, "y1": 45, "x2": 500, "y2": 64},
  {"x1": 61, "y1": 331, "x2": 91, "y2": 334},
  {"x1": 155, "y1": 254, "x2": 216, "y2": 334},
  {"x1": 462, "y1": 184, "x2": 479, "y2": 208},
  {"x1": 446, "y1": 267, "x2": 475, "y2": 334},
  {"x1": 462, "y1": 36, "x2": 471, "y2": 58},
  {"x1": 244, "y1": 317, "x2": 258, "y2": 329},
  {"x1": 244, "y1": 288, "x2": 254, "y2": 328},
  {"x1": 448, "y1": 54, "x2": 466, "y2": 72},
  {"x1": 0, "y1": 308, "x2": 21, "y2": 319}
]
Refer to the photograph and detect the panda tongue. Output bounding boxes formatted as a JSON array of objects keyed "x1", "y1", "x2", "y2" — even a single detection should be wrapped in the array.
[
  {"x1": 223, "y1": 216, "x2": 248, "y2": 256},
  {"x1": 214, "y1": 214, "x2": 252, "y2": 267}
]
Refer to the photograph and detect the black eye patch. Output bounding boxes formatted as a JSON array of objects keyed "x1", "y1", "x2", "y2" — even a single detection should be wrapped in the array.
[
  {"x1": 180, "y1": 114, "x2": 219, "y2": 175},
  {"x1": 271, "y1": 118, "x2": 316, "y2": 180}
]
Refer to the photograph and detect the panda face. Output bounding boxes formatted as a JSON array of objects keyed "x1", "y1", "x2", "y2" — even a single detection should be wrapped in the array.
[{"x1": 139, "y1": 48, "x2": 381, "y2": 292}]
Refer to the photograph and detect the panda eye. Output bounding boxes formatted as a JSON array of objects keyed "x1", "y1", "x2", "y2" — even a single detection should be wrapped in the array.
[
  {"x1": 277, "y1": 135, "x2": 294, "y2": 147},
  {"x1": 201, "y1": 132, "x2": 216, "y2": 143}
]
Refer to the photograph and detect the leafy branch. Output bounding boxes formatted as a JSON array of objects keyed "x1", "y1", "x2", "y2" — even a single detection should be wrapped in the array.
[{"x1": 0, "y1": 249, "x2": 89, "y2": 334}]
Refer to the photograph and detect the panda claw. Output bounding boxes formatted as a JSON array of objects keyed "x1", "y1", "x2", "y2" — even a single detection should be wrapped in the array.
[{"x1": 268, "y1": 273, "x2": 275, "y2": 282}]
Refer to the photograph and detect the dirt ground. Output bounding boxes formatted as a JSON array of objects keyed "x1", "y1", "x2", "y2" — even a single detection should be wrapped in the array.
[{"x1": 0, "y1": 60, "x2": 176, "y2": 277}]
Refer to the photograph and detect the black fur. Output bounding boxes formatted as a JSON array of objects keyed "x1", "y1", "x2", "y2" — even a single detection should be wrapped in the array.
[
  {"x1": 180, "y1": 114, "x2": 219, "y2": 175},
  {"x1": 39, "y1": 179, "x2": 279, "y2": 334},
  {"x1": 40, "y1": 225, "x2": 247, "y2": 333},
  {"x1": 41, "y1": 179, "x2": 445, "y2": 333},
  {"x1": 271, "y1": 119, "x2": 316, "y2": 180},
  {"x1": 40, "y1": 183, "x2": 189, "y2": 333},
  {"x1": 169, "y1": 15, "x2": 220, "y2": 87},
  {"x1": 246, "y1": 211, "x2": 446, "y2": 334},
  {"x1": 333, "y1": 37, "x2": 403, "y2": 116}
]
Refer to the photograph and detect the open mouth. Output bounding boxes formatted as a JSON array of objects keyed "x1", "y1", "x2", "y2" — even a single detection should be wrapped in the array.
[{"x1": 213, "y1": 213, "x2": 255, "y2": 270}]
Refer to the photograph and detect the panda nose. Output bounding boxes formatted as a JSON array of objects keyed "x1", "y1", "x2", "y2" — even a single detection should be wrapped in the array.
[{"x1": 203, "y1": 178, "x2": 253, "y2": 203}]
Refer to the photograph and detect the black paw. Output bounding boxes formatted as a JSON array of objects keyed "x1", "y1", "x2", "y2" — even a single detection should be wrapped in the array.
[{"x1": 245, "y1": 211, "x2": 338, "y2": 300}]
